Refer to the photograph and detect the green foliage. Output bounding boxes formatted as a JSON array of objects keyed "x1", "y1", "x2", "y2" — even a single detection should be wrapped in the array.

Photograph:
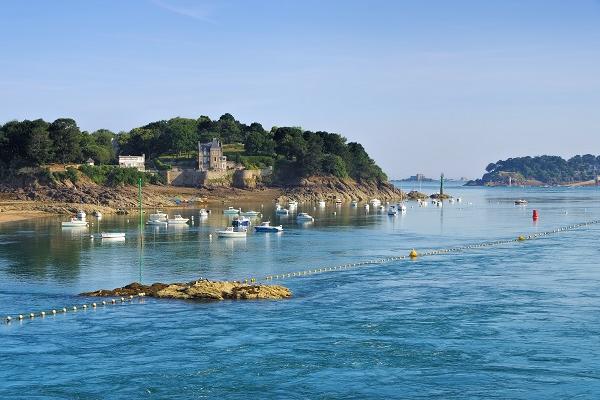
[
  {"x1": 1, "y1": 113, "x2": 389, "y2": 184},
  {"x1": 78, "y1": 165, "x2": 163, "y2": 186},
  {"x1": 477, "y1": 155, "x2": 600, "y2": 185},
  {"x1": 65, "y1": 167, "x2": 79, "y2": 183}
]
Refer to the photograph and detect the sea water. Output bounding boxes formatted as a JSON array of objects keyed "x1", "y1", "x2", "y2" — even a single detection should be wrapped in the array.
[{"x1": 1, "y1": 182, "x2": 600, "y2": 399}]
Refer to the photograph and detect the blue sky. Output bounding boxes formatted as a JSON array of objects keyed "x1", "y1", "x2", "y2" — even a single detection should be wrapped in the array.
[{"x1": 1, "y1": 0, "x2": 599, "y2": 178}]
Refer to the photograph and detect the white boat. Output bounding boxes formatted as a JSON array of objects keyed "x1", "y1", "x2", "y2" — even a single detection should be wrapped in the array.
[
  {"x1": 216, "y1": 226, "x2": 247, "y2": 238},
  {"x1": 398, "y1": 203, "x2": 407, "y2": 213},
  {"x1": 378, "y1": 205, "x2": 385, "y2": 212},
  {"x1": 318, "y1": 200, "x2": 326, "y2": 207},
  {"x1": 93, "y1": 211, "x2": 102, "y2": 218},
  {"x1": 387, "y1": 205, "x2": 398, "y2": 216},
  {"x1": 232, "y1": 216, "x2": 251, "y2": 228},
  {"x1": 254, "y1": 221, "x2": 283, "y2": 233},
  {"x1": 146, "y1": 219, "x2": 167, "y2": 226},
  {"x1": 199, "y1": 209, "x2": 209, "y2": 217},
  {"x1": 296, "y1": 212, "x2": 314, "y2": 222},
  {"x1": 350, "y1": 200, "x2": 358, "y2": 207},
  {"x1": 456, "y1": 197, "x2": 462, "y2": 203},
  {"x1": 167, "y1": 215, "x2": 189, "y2": 224},
  {"x1": 149, "y1": 210, "x2": 168, "y2": 221},
  {"x1": 100, "y1": 232, "x2": 125, "y2": 239},
  {"x1": 276, "y1": 208, "x2": 290, "y2": 215},
  {"x1": 223, "y1": 207, "x2": 240, "y2": 215},
  {"x1": 515, "y1": 199, "x2": 528, "y2": 206},
  {"x1": 61, "y1": 211, "x2": 88, "y2": 227},
  {"x1": 364, "y1": 204, "x2": 370, "y2": 211},
  {"x1": 335, "y1": 199, "x2": 342, "y2": 206},
  {"x1": 449, "y1": 198, "x2": 455, "y2": 203},
  {"x1": 370, "y1": 199, "x2": 381, "y2": 207},
  {"x1": 61, "y1": 218, "x2": 88, "y2": 227},
  {"x1": 240, "y1": 210, "x2": 261, "y2": 217},
  {"x1": 288, "y1": 200, "x2": 298, "y2": 208}
]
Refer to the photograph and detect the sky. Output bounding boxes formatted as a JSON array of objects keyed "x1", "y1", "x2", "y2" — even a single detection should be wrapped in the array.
[{"x1": 1, "y1": 0, "x2": 599, "y2": 179}]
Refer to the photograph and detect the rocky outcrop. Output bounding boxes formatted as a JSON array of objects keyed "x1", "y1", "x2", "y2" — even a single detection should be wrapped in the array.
[
  {"x1": 81, "y1": 280, "x2": 292, "y2": 301},
  {"x1": 406, "y1": 190, "x2": 428, "y2": 200},
  {"x1": 276, "y1": 176, "x2": 403, "y2": 203}
]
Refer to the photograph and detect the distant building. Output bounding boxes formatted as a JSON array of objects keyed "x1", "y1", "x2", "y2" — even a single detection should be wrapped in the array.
[
  {"x1": 198, "y1": 138, "x2": 227, "y2": 171},
  {"x1": 118, "y1": 154, "x2": 145, "y2": 171},
  {"x1": 86, "y1": 158, "x2": 95, "y2": 166}
]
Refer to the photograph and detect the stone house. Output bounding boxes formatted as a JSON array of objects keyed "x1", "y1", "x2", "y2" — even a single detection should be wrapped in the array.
[
  {"x1": 118, "y1": 154, "x2": 145, "y2": 171},
  {"x1": 198, "y1": 138, "x2": 227, "y2": 171}
]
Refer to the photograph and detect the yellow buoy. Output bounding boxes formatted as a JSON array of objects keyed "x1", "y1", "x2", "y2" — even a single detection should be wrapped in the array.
[
  {"x1": 409, "y1": 249, "x2": 418, "y2": 259},
  {"x1": 518, "y1": 235, "x2": 526, "y2": 241}
]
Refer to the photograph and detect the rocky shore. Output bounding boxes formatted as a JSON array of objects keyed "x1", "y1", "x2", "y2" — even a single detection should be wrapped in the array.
[
  {"x1": 81, "y1": 280, "x2": 292, "y2": 301},
  {"x1": 275, "y1": 176, "x2": 404, "y2": 203}
]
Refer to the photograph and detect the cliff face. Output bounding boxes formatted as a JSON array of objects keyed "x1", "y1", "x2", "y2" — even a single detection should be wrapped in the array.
[{"x1": 275, "y1": 176, "x2": 403, "y2": 202}]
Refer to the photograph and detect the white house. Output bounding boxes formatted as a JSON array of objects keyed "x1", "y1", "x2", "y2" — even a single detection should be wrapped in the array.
[{"x1": 118, "y1": 154, "x2": 145, "y2": 171}]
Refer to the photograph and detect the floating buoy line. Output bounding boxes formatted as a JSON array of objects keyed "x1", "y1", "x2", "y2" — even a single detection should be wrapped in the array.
[
  {"x1": 4, "y1": 219, "x2": 600, "y2": 325},
  {"x1": 3, "y1": 294, "x2": 146, "y2": 325},
  {"x1": 261, "y1": 219, "x2": 600, "y2": 282}
]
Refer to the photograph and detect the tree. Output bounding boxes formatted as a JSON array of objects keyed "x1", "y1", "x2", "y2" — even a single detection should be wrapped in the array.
[
  {"x1": 322, "y1": 154, "x2": 348, "y2": 178},
  {"x1": 299, "y1": 132, "x2": 323, "y2": 176},
  {"x1": 165, "y1": 117, "x2": 197, "y2": 156},
  {"x1": 244, "y1": 123, "x2": 274, "y2": 155},
  {"x1": 214, "y1": 113, "x2": 244, "y2": 143},
  {"x1": 49, "y1": 118, "x2": 82, "y2": 163}
]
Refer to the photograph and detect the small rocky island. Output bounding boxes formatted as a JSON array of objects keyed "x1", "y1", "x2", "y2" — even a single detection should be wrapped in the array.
[{"x1": 81, "y1": 280, "x2": 292, "y2": 301}]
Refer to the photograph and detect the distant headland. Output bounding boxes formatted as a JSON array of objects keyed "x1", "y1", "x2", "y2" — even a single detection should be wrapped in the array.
[{"x1": 466, "y1": 155, "x2": 600, "y2": 186}]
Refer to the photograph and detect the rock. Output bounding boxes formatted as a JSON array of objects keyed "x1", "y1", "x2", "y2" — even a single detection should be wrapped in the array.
[{"x1": 80, "y1": 279, "x2": 292, "y2": 301}]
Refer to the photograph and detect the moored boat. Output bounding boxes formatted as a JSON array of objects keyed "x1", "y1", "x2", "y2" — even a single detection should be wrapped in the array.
[
  {"x1": 149, "y1": 210, "x2": 168, "y2": 221},
  {"x1": 276, "y1": 208, "x2": 290, "y2": 215},
  {"x1": 350, "y1": 200, "x2": 358, "y2": 207},
  {"x1": 387, "y1": 205, "x2": 398, "y2": 216},
  {"x1": 100, "y1": 232, "x2": 126, "y2": 239},
  {"x1": 61, "y1": 211, "x2": 88, "y2": 227},
  {"x1": 240, "y1": 210, "x2": 261, "y2": 217},
  {"x1": 370, "y1": 199, "x2": 381, "y2": 207},
  {"x1": 223, "y1": 206, "x2": 240, "y2": 215},
  {"x1": 254, "y1": 221, "x2": 283, "y2": 232},
  {"x1": 167, "y1": 215, "x2": 189, "y2": 224},
  {"x1": 216, "y1": 226, "x2": 247, "y2": 238},
  {"x1": 318, "y1": 200, "x2": 326, "y2": 207},
  {"x1": 146, "y1": 219, "x2": 168, "y2": 226},
  {"x1": 296, "y1": 212, "x2": 314, "y2": 222},
  {"x1": 199, "y1": 209, "x2": 209, "y2": 217},
  {"x1": 232, "y1": 216, "x2": 251, "y2": 227},
  {"x1": 515, "y1": 199, "x2": 528, "y2": 206}
]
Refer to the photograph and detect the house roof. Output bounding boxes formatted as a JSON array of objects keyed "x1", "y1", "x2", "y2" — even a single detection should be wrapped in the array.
[{"x1": 199, "y1": 138, "x2": 222, "y2": 151}]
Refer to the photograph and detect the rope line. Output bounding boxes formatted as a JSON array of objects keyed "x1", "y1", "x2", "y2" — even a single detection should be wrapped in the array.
[
  {"x1": 3, "y1": 294, "x2": 146, "y2": 325},
  {"x1": 259, "y1": 219, "x2": 600, "y2": 282}
]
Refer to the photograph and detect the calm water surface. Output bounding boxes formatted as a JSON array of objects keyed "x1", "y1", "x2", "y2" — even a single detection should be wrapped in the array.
[{"x1": 1, "y1": 183, "x2": 600, "y2": 399}]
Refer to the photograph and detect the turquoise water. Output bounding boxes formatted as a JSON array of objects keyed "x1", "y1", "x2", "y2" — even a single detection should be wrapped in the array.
[{"x1": 1, "y1": 183, "x2": 600, "y2": 399}]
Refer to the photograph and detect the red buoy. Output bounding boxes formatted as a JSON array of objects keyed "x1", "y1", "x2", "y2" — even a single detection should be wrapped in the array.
[{"x1": 532, "y1": 210, "x2": 539, "y2": 220}]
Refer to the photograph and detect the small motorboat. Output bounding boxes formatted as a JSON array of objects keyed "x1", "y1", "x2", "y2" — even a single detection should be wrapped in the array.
[
  {"x1": 364, "y1": 204, "x2": 370, "y2": 211},
  {"x1": 254, "y1": 221, "x2": 283, "y2": 233},
  {"x1": 199, "y1": 209, "x2": 209, "y2": 217},
  {"x1": 378, "y1": 205, "x2": 385, "y2": 212},
  {"x1": 397, "y1": 203, "x2": 407, "y2": 213},
  {"x1": 93, "y1": 211, "x2": 103, "y2": 219},
  {"x1": 515, "y1": 199, "x2": 528, "y2": 206},
  {"x1": 335, "y1": 199, "x2": 342, "y2": 206},
  {"x1": 456, "y1": 197, "x2": 462, "y2": 203},
  {"x1": 448, "y1": 198, "x2": 455, "y2": 203},
  {"x1": 350, "y1": 200, "x2": 358, "y2": 207},
  {"x1": 296, "y1": 212, "x2": 314, "y2": 222},
  {"x1": 62, "y1": 211, "x2": 88, "y2": 227},
  {"x1": 276, "y1": 208, "x2": 290, "y2": 215},
  {"x1": 146, "y1": 219, "x2": 167, "y2": 226},
  {"x1": 149, "y1": 210, "x2": 168, "y2": 221},
  {"x1": 223, "y1": 206, "x2": 240, "y2": 215},
  {"x1": 318, "y1": 200, "x2": 326, "y2": 207},
  {"x1": 167, "y1": 215, "x2": 189, "y2": 224},
  {"x1": 216, "y1": 226, "x2": 247, "y2": 238},
  {"x1": 100, "y1": 232, "x2": 126, "y2": 239},
  {"x1": 288, "y1": 200, "x2": 298, "y2": 208},
  {"x1": 232, "y1": 216, "x2": 251, "y2": 228},
  {"x1": 240, "y1": 210, "x2": 261, "y2": 217},
  {"x1": 387, "y1": 205, "x2": 398, "y2": 216}
]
